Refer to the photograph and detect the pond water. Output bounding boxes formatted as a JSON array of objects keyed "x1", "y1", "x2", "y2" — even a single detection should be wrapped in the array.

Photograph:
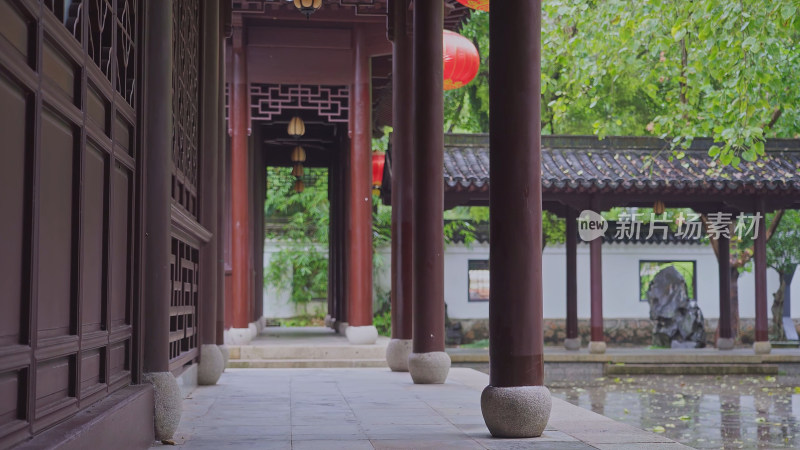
[{"x1": 465, "y1": 365, "x2": 800, "y2": 449}]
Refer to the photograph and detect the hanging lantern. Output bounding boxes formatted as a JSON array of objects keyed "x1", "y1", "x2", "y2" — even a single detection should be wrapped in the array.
[
  {"x1": 287, "y1": 116, "x2": 305, "y2": 138},
  {"x1": 443, "y1": 30, "x2": 480, "y2": 91},
  {"x1": 372, "y1": 152, "x2": 385, "y2": 189},
  {"x1": 653, "y1": 200, "x2": 666, "y2": 215},
  {"x1": 455, "y1": 0, "x2": 489, "y2": 11},
  {"x1": 293, "y1": 0, "x2": 322, "y2": 19},
  {"x1": 291, "y1": 163, "x2": 304, "y2": 178},
  {"x1": 291, "y1": 145, "x2": 306, "y2": 163},
  {"x1": 294, "y1": 178, "x2": 305, "y2": 193}
]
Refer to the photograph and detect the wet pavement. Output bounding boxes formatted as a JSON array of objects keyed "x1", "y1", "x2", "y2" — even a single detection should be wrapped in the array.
[{"x1": 467, "y1": 364, "x2": 800, "y2": 449}]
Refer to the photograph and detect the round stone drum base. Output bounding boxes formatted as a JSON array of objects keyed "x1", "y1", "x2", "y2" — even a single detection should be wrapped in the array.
[
  {"x1": 386, "y1": 339, "x2": 412, "y2": 372},
  {"x1": 408, "y1": 351, "x2": 450, "y2": 384},
  {"x1": 481, "y1": 385, "x2": 552, "y2": 438}
]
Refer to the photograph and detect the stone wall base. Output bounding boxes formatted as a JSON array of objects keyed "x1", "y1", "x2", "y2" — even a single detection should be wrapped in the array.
[{"x1": 454, "y1": 317, "x2": 800, "y2": 346}]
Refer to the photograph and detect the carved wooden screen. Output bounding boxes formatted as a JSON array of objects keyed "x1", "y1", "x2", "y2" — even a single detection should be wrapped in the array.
[
  {"x1": 172, "y1": 0, "x2": 200, "y2": 218},
  {"x1": 168, "y1": 238, "x2": 199, "y2": 368},
  {"x1": 0, "y1": 0, "x2": 138, "y2": 446},
  {"x1": 169, "y1": 0, "x2": 201, "y2": 371}
]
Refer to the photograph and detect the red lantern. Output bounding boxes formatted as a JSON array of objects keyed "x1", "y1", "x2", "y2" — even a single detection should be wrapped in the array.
[
  {"x1": 443, "y1": 30, "x2": 480, "y2": 91},
  {"x1": 372, "y1": 152, "x2": 386, "y2": 189},
  {"x1": 455, "y1": 0, "x2": 489, "y2": 12}
]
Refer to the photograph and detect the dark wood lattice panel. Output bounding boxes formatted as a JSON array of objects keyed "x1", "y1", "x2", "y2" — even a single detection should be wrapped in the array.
[
  {"x1": 0, "y1": 1, "x2": 138, "y2": 446},
  {"x1": 168, "y1": 238, "x2": 199, "y2": 370},
  {"x1": 171, "y1": 0, "x2": 200, "y2": 217},
  {"x1": 250, "y1": 84, "x2": 350, "y2": 123}
]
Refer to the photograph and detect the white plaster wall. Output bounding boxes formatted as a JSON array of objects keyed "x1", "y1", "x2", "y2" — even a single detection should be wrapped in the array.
[
  {"x1": 267, "y1": 239, "x2": 800, "y2": 321},
  {"x1": 381, "y1": 242, "x2": 798, "y2": 321},
  {"x1": 262, "y1": 240, "x2": 328, "y2": 319}
]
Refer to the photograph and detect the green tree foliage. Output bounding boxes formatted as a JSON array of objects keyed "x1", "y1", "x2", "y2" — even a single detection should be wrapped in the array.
[
  {"x1": 446, "y1": 2, "x2": 800, "y2": 165},
  {"x1": 264, "y1": 167, "x2": 330, "y2": 306}
]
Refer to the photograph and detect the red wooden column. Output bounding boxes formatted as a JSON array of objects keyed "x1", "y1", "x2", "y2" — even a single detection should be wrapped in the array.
[
  {"x1": 481, "y1": 0, "x2": 551, "y2": 438},
  {"x1": 197, "y1": 0, "x2": 224, "y2": 385},
  {"x1": 344, "y1": 25, "x2": 378, "y2": 345},
  {"x1": 588, "y1": 199, "x2": 606, "y2": 354},
  {"x1": 142, "y1": 0, "x2": 173, "y2": 375},
  {"x1": 753, "y1": 199, "x2": 771, "y2": 354},
  {"x1": 229, "y1": 24, "x2": 253, "y2": 340},
  {"x1": 408, "y1": 0, "x2": 450, "y2": 384},
  {"x1": 717, "y1": 234, "x2": 734, "y2": 350},
  {"x1": 564, "y1": 208, "x2": 580, "y2": 350},
  {"x1": 216, "y1": 31, "x2": 227, "y2": 348},
  {"x1": 386, "y1": 0, "x2": 414, "y2": 371}
]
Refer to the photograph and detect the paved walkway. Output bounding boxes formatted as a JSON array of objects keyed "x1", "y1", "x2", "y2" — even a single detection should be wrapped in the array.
[{"x1": 156, "y1": 368, "x2": 689, "y2": 449}]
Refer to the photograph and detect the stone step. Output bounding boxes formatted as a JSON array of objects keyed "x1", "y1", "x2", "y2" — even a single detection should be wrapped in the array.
[
  {"x1": 229, "y1": 344, "x2": 387, "y2": 361},
  {"x1": 604, "y1": 363, "x2": 779, "y2": 376},
  {"x1": 227, "y1": 359, "x2": 388, "y2": 369}
]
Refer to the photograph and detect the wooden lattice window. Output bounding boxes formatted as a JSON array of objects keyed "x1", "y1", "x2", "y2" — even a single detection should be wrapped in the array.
[
  {"x1": 171, "y1": 0, "x2": 200, "y2": 217},
  {"x1": 0, "y1": 0, "x2": 139, "y2": 446},
  {"x1": 169, "y1": 238, "x2": 199, "y2": 370}
]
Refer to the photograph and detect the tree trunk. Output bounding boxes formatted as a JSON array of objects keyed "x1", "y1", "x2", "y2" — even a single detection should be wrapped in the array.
[
  {"x1": 771, "y1": 275, "x2": 787, "y2": 341},
  {"x1": 716, "y1": 268, "x2": 741, "y2": 343},
  {"x1": 730, "y1": 268, "x2": 740, "y2": 340}
]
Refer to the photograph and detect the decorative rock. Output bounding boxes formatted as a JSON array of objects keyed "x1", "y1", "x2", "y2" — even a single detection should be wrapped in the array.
[
  {"x1": 717, "y1": 337, "x2": 735, "y2": 350},
  {"x1": 385, "y1": 339, "x2": 412, "y2": 372},
  {"x1": 143, "y1": 372, "x2": 182, "y2": 441},
  {"x1": 588, "y1": 341, "x2": 606, "y2": 354},
  {"x1": 198, "y1": 344, "x2": 224, "y2": 385},
  {"x1": 648, "y1": 266, "x2": 706, "y2": 348},
  {"x1": 346, "y1": 325, "x2": 379, "y2": 345},
  {"x1": 753, "y1": 341, "x2": 772, "y2": 354},
  {"x1": 563, "y1": 337, "x2": 581, "y2": 351},
  {"x1": 408, "y1": 351, "x2": 450, "y2": 384},
  {"x1": 481, "y1": 385, "x2": 552, "y2": 438}
]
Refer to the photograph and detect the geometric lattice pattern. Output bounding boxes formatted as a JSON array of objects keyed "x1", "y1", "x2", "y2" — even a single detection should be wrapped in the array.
[
  {"x1": 171, "y1": 0, "x2": 200, "y2": 216},
  {"x1": 169, "y1": 238, "x2": 199, "y2": 365},
  {"x1": 250, "y1": 84, "x2": 350, "y2": 123}
]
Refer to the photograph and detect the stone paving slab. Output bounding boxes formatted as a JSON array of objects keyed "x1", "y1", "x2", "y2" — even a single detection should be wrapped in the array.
[{"x1": 152, "y1": 368, "x2": 690, "y2": 449}]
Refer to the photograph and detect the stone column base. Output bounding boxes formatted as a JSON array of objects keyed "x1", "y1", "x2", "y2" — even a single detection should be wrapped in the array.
[
  {"x1": 386, "y1": 339, "x2": 412, "y2": 372},
  {"x1": 346, "y1": 325, "x2": 378, "y2": 345},
  {"x1": 753, "y1": 341, "x2": 772, "y2": 354},
  {"x1": 218, "y1": 344, "x2": 230, "y2": 370},
  {"x1": 324, "y1": 314, "x2": 333, "y2": 328},
  {"x1": 198, "y1": 344, "x2": 225, "y2": 386},
  {"x1": 481, "y1": 385, "x2": 551, "y2": 438},
  {"x1": 225, "y1": 327, "x2": 252, "y2": 345},
  {"x1": 564, "y1": 337, "x2": 581, "y2": 351},
  {"x1": 335, "y1": 321, "x2": 349, "y2": 335},
  {"x1": 408, "y1": 351, "x2": 450, "y2": 384},
  {"x1": 224, "y1": 320, "x2": 261, "y2": 345},
  {"x1": 143, "y1": 372, "x2": 182, "y2": 441},
  {"x1": 717, "y1": 337, "x2": 735, "y2": 350},
  {"x1": 588, "y1": 341, "x2": 606, "y2": 354}
]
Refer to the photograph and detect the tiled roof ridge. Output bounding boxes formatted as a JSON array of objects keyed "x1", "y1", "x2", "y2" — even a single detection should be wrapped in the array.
[{"x1": 443, "y1": 133, "x2": 800, "y2": 152}]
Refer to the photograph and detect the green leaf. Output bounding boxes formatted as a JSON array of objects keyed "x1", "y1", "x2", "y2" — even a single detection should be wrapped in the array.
[
  {"x1": 781, "y1": 5, "x2": 796, "y2": 20},
  {"x1": 709, "y1": 145, "x2": 721, "y2": 157}
]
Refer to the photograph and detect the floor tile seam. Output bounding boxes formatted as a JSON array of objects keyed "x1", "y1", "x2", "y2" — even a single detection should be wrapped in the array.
[
  {"x1": 416, "y1": 391, "x2": 491, "y2": 449},
  {"x1": 314, "y1": 374, "x2": 376, "y2": 448}
]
